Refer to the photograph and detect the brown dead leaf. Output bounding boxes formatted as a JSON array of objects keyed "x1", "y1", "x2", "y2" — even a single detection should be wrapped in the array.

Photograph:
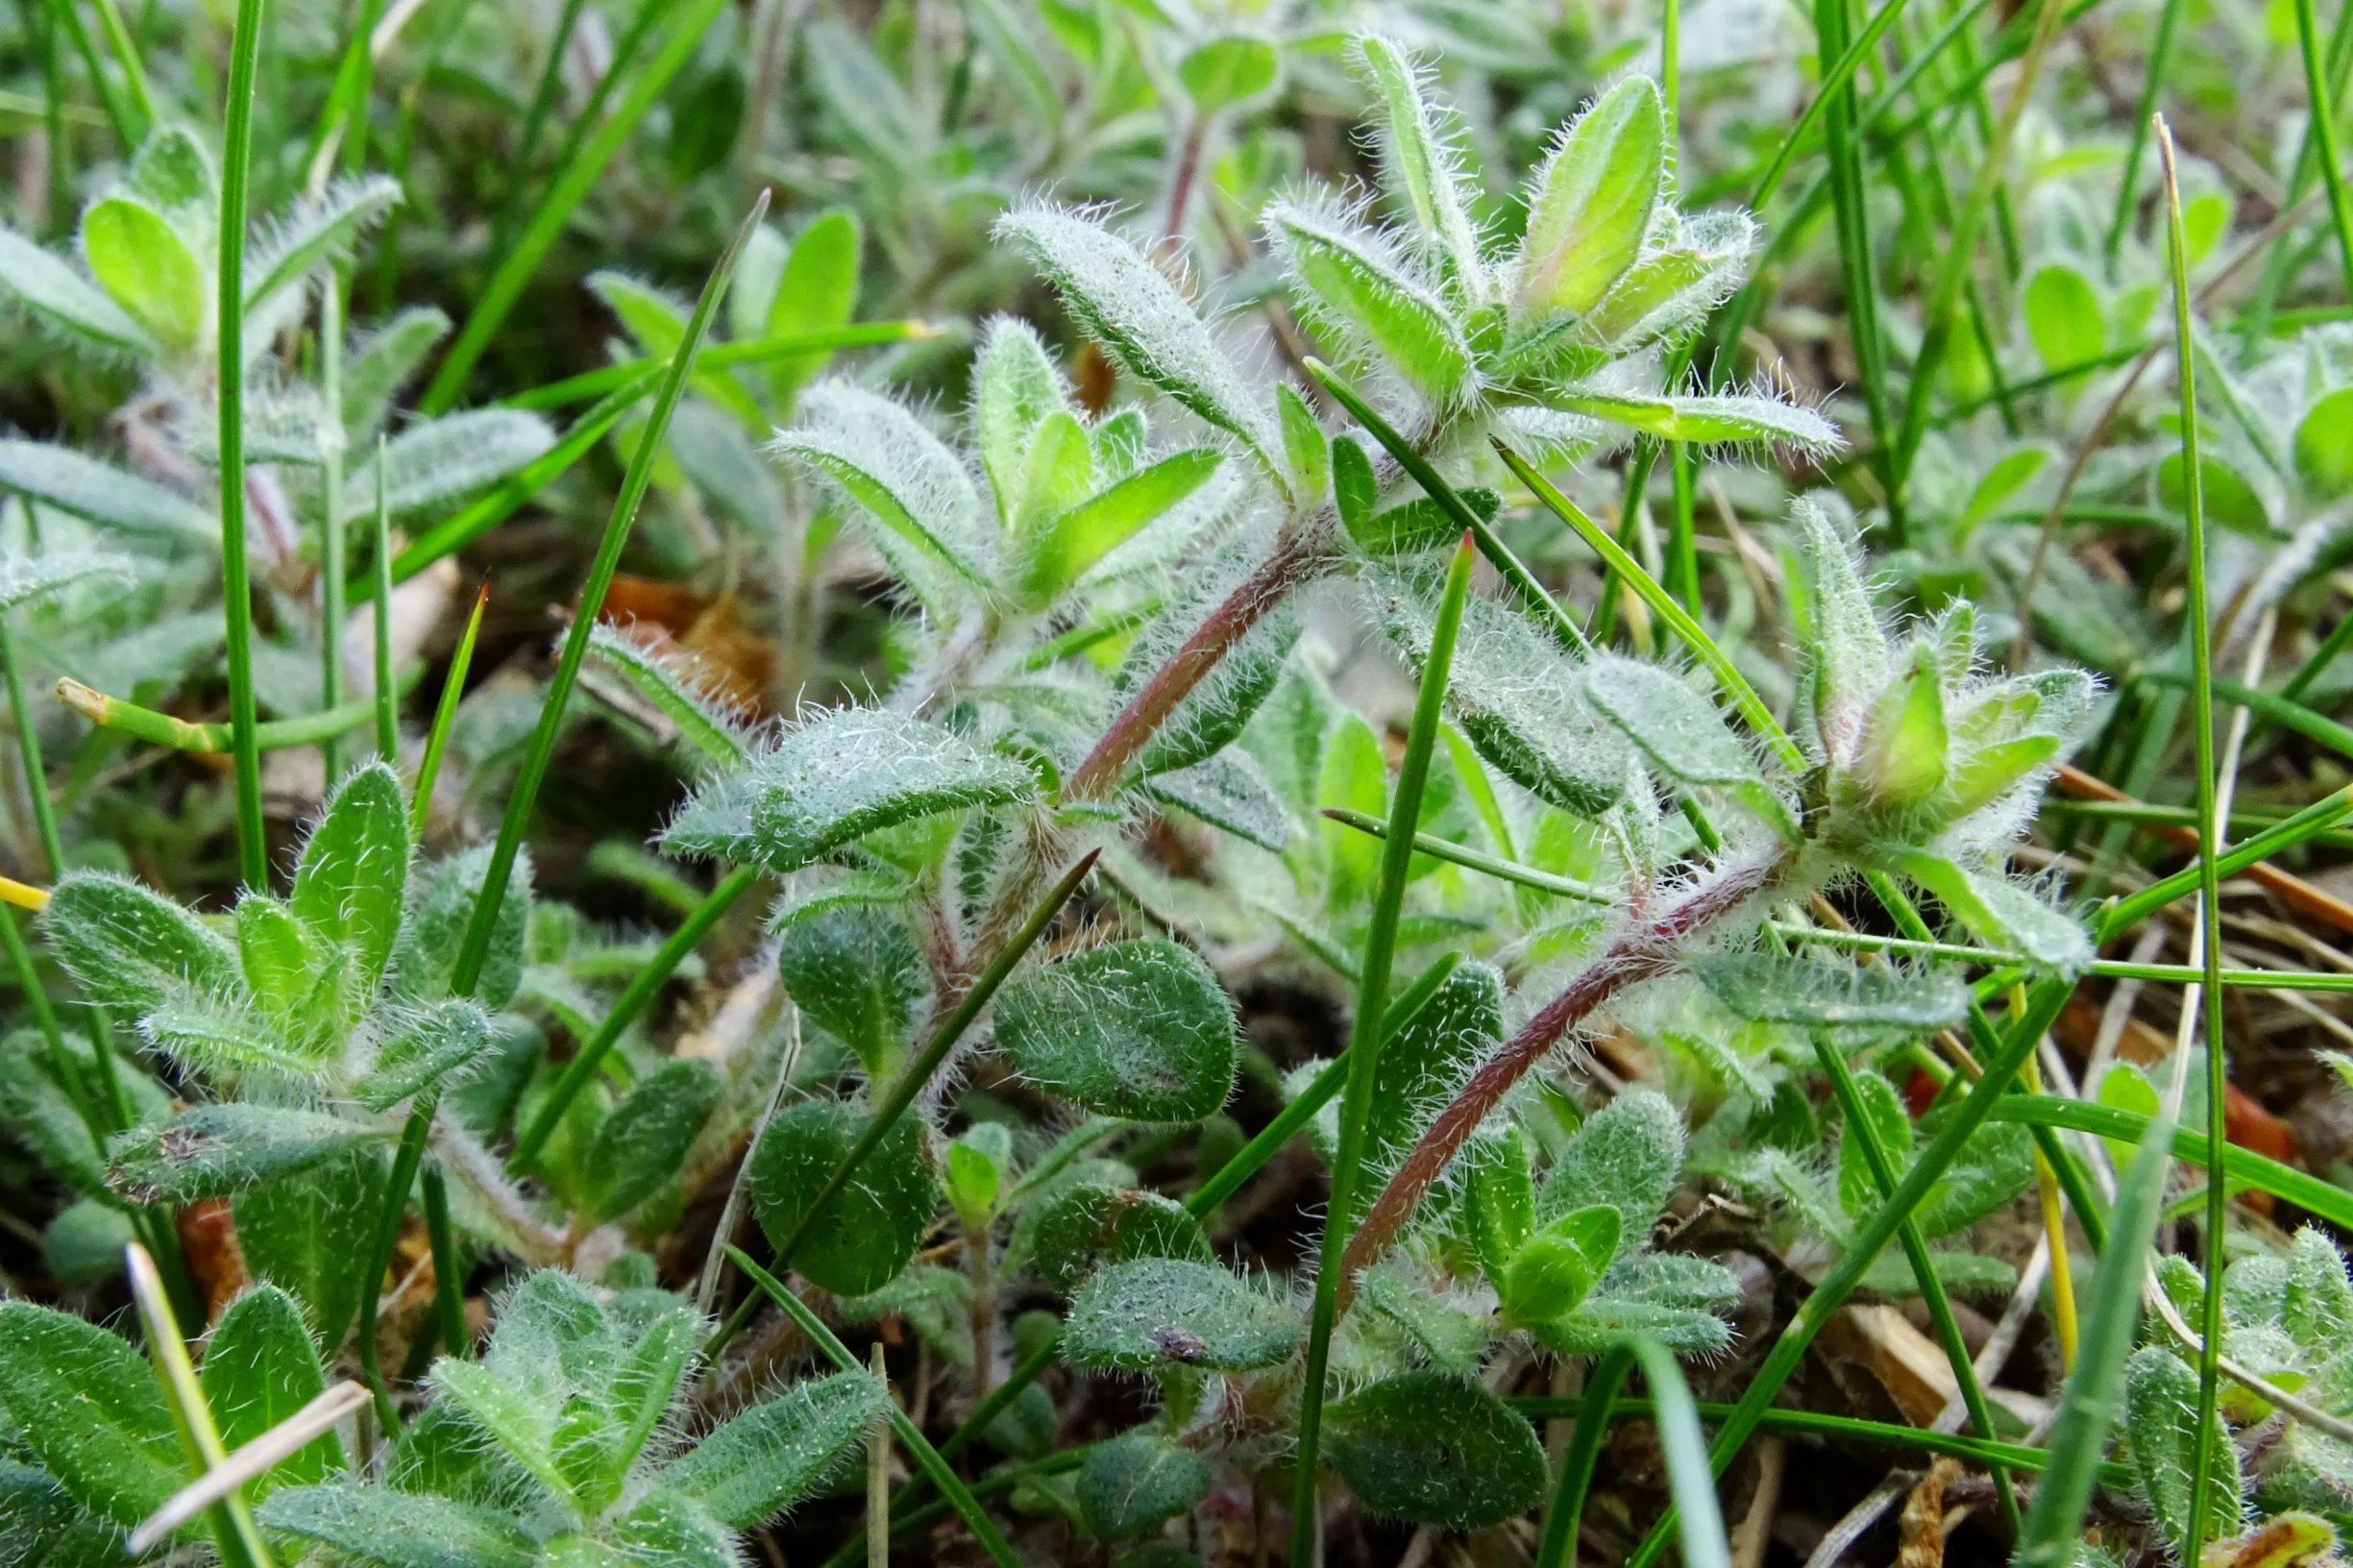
[
  {"x1": 1898, "y1": 1457, "x2": 1962, "y2": 1568},
  {"x1": 1821, "y1": 1304, "x2": 1955, "y2": 1427},
  {"x1": 595, "y1": 576, "x2": 775, "y2": 716},
  {"x1": 176, "y1": 1198, "x2": 248, "y2": 1324}
]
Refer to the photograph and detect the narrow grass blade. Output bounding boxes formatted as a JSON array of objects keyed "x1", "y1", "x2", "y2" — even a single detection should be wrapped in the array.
[
  {"x1": 390, "y1": 376, "x2": 653, "y2": 584},
  {"x1": 1535, "y1": 1342, "x2": 1634, "y2": 1568},
  {"x1": 1814, "y1": 1036, "x2": 2021, "y2": 1531},
  {"x1": 319, "y1": 278, "x2": 348, "y2": 781},
  {"x1": 727, "y1": 1246, "x2": 1024, "y2": 1568},
  {"x1": 705, "y1": 846, "x2": 1100, "y2": 1358},
  {"x1": 1492, "y1": 441, "x2": 1802, "y2": 771},
  {"x1": 1292, "y1": 531, "x2": 1475, "y2": 1564},
  {"x1": 419, "y1": 0, "x2": 731, "y2": 412},
  {"x1": 125, "y1": 1244, "x2": 274, "y2": 1568},
  {"x1": 448, "y1": 191, "x2": 767, "y2": 999},
  {"x1": 372, "y1": 445, "x2": 395, "y2": 762},
  {"x1": 1320, "y1": 807, "x2": 1609, "y2": 902},
  {"x1": 216, "y1": 0, "x2": 271, "y2": 890},
  {"x1": 2157, "y1": 116, "x2": 2233, "y2": 1565},
  {"x1": 411, "y1": 581, "x2": 486, "y2": 836},
  {"x1": 1311, "y1": 362, "x2": 1591, "y2": 655},
  {"x1": 501, "y1": 322, "x2": 939, "y2": 411},
  {"x1": 418, "y1": 1163, "x2": 467, "y2": 1360},
  {"x1": 354, "y1": 1107, "x2": 429, "y2": 1431},
  {"x1": 131, "y1": 1382, "x2": 368, "y2": 1553},
  {"x1": 2013, "y1": 1100, "x2": 2180, "y2": 1565},
  {"x1": 2296, "y1": 0, "x2": 2353, "y2": 299},
  {"x1": 506, "y1": 863, "x2": 760, "y2": 1171},
  {"x1": 1630, "y1": 1338, "x2": 1732, "y2": 1568}
]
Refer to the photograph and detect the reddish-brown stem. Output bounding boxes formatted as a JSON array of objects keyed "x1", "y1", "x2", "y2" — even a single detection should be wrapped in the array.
[
  {"x1": 1335, "y1": 851, "x2": 1791, "y2": 1301},
  {"x1": 1065, "y1": 526, "x2": 1332, "y2": 800}
]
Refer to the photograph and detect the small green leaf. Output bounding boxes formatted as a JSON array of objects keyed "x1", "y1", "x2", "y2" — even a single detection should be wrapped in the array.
[
  {"x1": 0, "y1": 227, "x2": 156, "y2": 352},
  {"x1": 291, "y1": 761, "x2": 410, "y2": 990},
  {"x1": 1851, "y1": 642, "x2": 1949, "y2": 809},
  {"x1": 108, "y1": 1104, "x2": 381, "y2": 1204},
  {"x1": 1063, "y1": 1257, "x2": 1302, "y2": 1373},
  {"x1": 1553, "y1": 386, "x2": 1843, "y2": 454},
  {"x1": 1021, "y1": 1182, "x2": 1213, "y2": 1296},
  {"x1": 234, "y1": 1149, "x2": 380, "y2": 1351},
  {"x1": 1360, "y1": 1261, "x2": 1493, "y2": 1375},
  {"x1": 257, "y1": 1484, "x2": 536, "y2": 1568},
  {"x1": 748, "y1": 1098, "x2": 937, "y2": 1296},
  {"x1": 234, "y1": 894, "x2": 328, "y2": 1026},
  {"x1": 1278, "y1": 382, "x2": 1330, "y2": 506},
  {"x1": 1881, "y1": 850, "x2": 2090, "y2": 972},
  {"x1": 2293, "y1": 386, "x2": 2353, "y2": 500},
  {"x1": 0, "y1": 1455, "x2": 129, "y2": 1566},
  {"x1": 1536, "y1": 1088, "x2": 1685, "y2": 1241},
  {"x1": 1177, "y1": 34, "x2": 1278, "y2": 112},
  {"x1": 1692, "y1": 951, "x2": 1969, "y2": 1031},
  {"x1": 355, "y1": 997, "x2": 496, "y2": 1112},
  {"x1": 80, "y1": 196, "x2": 207, "y2": 355},
  {"x1": 0, "y1": 551, "x2": 136, "y2": 615},
  {"x1": 785, "y1": 379, "x2": 988, "y2": 598},
  {"x1": 974, "y1": 317, "x2": 1069, "y2": 515},
  {"x1": 1325, "y1": 1372, "x2": 1546, "y2": 1530},
  {"x1": 1347, "y1": 486, "x2": 1499, "y2": 558},
  {"x1": 1834, "y1": 1069, "x2": 1915, "y2": 1221},
  {"x1": 944, "y1": 1122, "x2": 1014, "y2": 1223},
  {"x1": 1583, "y1": 653, "x2": 1795, "y2": 837},
  {"x1": 996, "y1": 206, "x2": 1279, "y2": 473},
  {"x1": 41, "y1": 870, "x2": 238, "y2": 1018},
  {"x1": 2125, "y1": 1347, "x2": 2244, "y2": 1559},
  {"x1": 1078, "y1": 1433, "x2": 1212, "y2": 1541},
  {"x1": 1140, "y1": 749, "x2": 1290, "y2": 853},
  {"x1": 582, "y1": 1060, "x2": 722, "y2": 1224},
  {"x1": 1272, "y1": 201, "x2": 1472, "y2": 403},
  {"x1": 1502, "y1": 1202, "x2": 1620, "y2": 1325},
  {"x1": 202, "y1": 1286, "x2": 341, "y2": 1493},
  {"x1": 343, "y1": 409, "x2": 555, "y2": 522},
  {"x1": 765, "y1": 208, "x2": 861, "y2": 410},
  {"x1": 2022, "y1": 263, "x2": 2104, "y2": 380},
  {"x1": 994, "y1": 938, "x2": 1238, "y2": 1123},
  {"x1": 1021, "y1": 448, "x2": 1221, "y2": 599},
  {"x1": 584, "y1": 623, "x2": 751, "y2": 769},
  {"x1": 1350, "y1": 36, "x2": 1487, "y2": 290},
  {"x1": 774, "y1": 903, "x2": 928, "y2": 1082},
  {"x1": 0, "y1": 440, "x2": 213, "y2": 540},
  {"x1": 1513, "y1": 77, "x2": 1663, "y2": 321},
  {"x1": 663, "y1": 1370, "x2": 885, "y2": 1529},
  {"x1": 0, "y1": 1302, "x2": 182, "y2": 1529},
  {"x1": 735, "y1": 706, "x2": 1037, "y2": 874},
  {"x1": 1370, "y1": 563, "x2": 1630, "y2": 816},
  {"x1": 242, "y1": 176, "x2": 402, "y2": 328}
]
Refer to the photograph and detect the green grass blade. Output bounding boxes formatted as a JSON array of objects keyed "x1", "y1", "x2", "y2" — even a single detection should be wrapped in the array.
[
  {"x1": 1292, "y1": 532, "x2": 1475, "y2": 1564},
  {"x1": 1629, "y1": 1338, "x2": 1732, "y2": 1568},
  {"x1": 446, "y1": 191, "x2": 767, "y2": 999},
  {"x1": 2296, "y1": 0, "x2": 2353, "y2": 300},
  {"x1": 1491, "y1": 441, "x2": 1802, "y2": 771},
  {"x1": 1318, "y1": 807, "x2": 1608, "y2": 901},
  {"x1": 705, "y1": 845, "x2": 1100, "y2": 1358},
  {"x1": 215, "y1": 0, "x2": 270, "y2": 890},
  {"x1": 1535, "y1": 1343, "x2": 1635, "y2": 1568},
  {"x1": 2157, "y1": 117, "x2": 2233, "y2": 1565},
  {"x1": 410, "y1": 581, "x2": 486, "y2": 836},
  {"x1": 371, "y1": 445, "x2": 395, "y2": 762},
  {"x1": 1813, "y1": 1036, "x2": 2022, "y2": 1531},
  {"x1": 505, "y1": 863, "x2": 760, "y2": 1172},
  {"x1": 501, "y1": 322, "x2": 940, "y2": 411},
  {"x1": 125, "y1": 1245, "x2": 273, "y2": 1568},
  {"x1": 418, "y1": 0, "x2": 731, "y2": 413},
  {"x1": 57, "y1": 677, "x2": 403, "y2": 754},
  {"x1": 319, "y1": 275, "x2": 349, "y2": 781},
  {"x1": 2013, "y1": 1098, "x2": 2180, "y2": 1565},
  {"x1": 1987, "y1": 1096, "x2": 2353, "y2": 1229},
  {"x1": 726, "y1": 1246, "x2": 1023, "y2": 1568},
  {"x1": 1309, "y1": 362, "x2": 1590, "y2": 654}
]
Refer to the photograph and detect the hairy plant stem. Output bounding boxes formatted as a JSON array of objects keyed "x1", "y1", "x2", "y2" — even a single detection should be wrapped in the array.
[
  {"x1": 1064, "y1": 521, "x2": 1335, "y2": 800},
  {"x1": 1336, "y1": 848, "x2": 1791, "y2": 1298}
]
